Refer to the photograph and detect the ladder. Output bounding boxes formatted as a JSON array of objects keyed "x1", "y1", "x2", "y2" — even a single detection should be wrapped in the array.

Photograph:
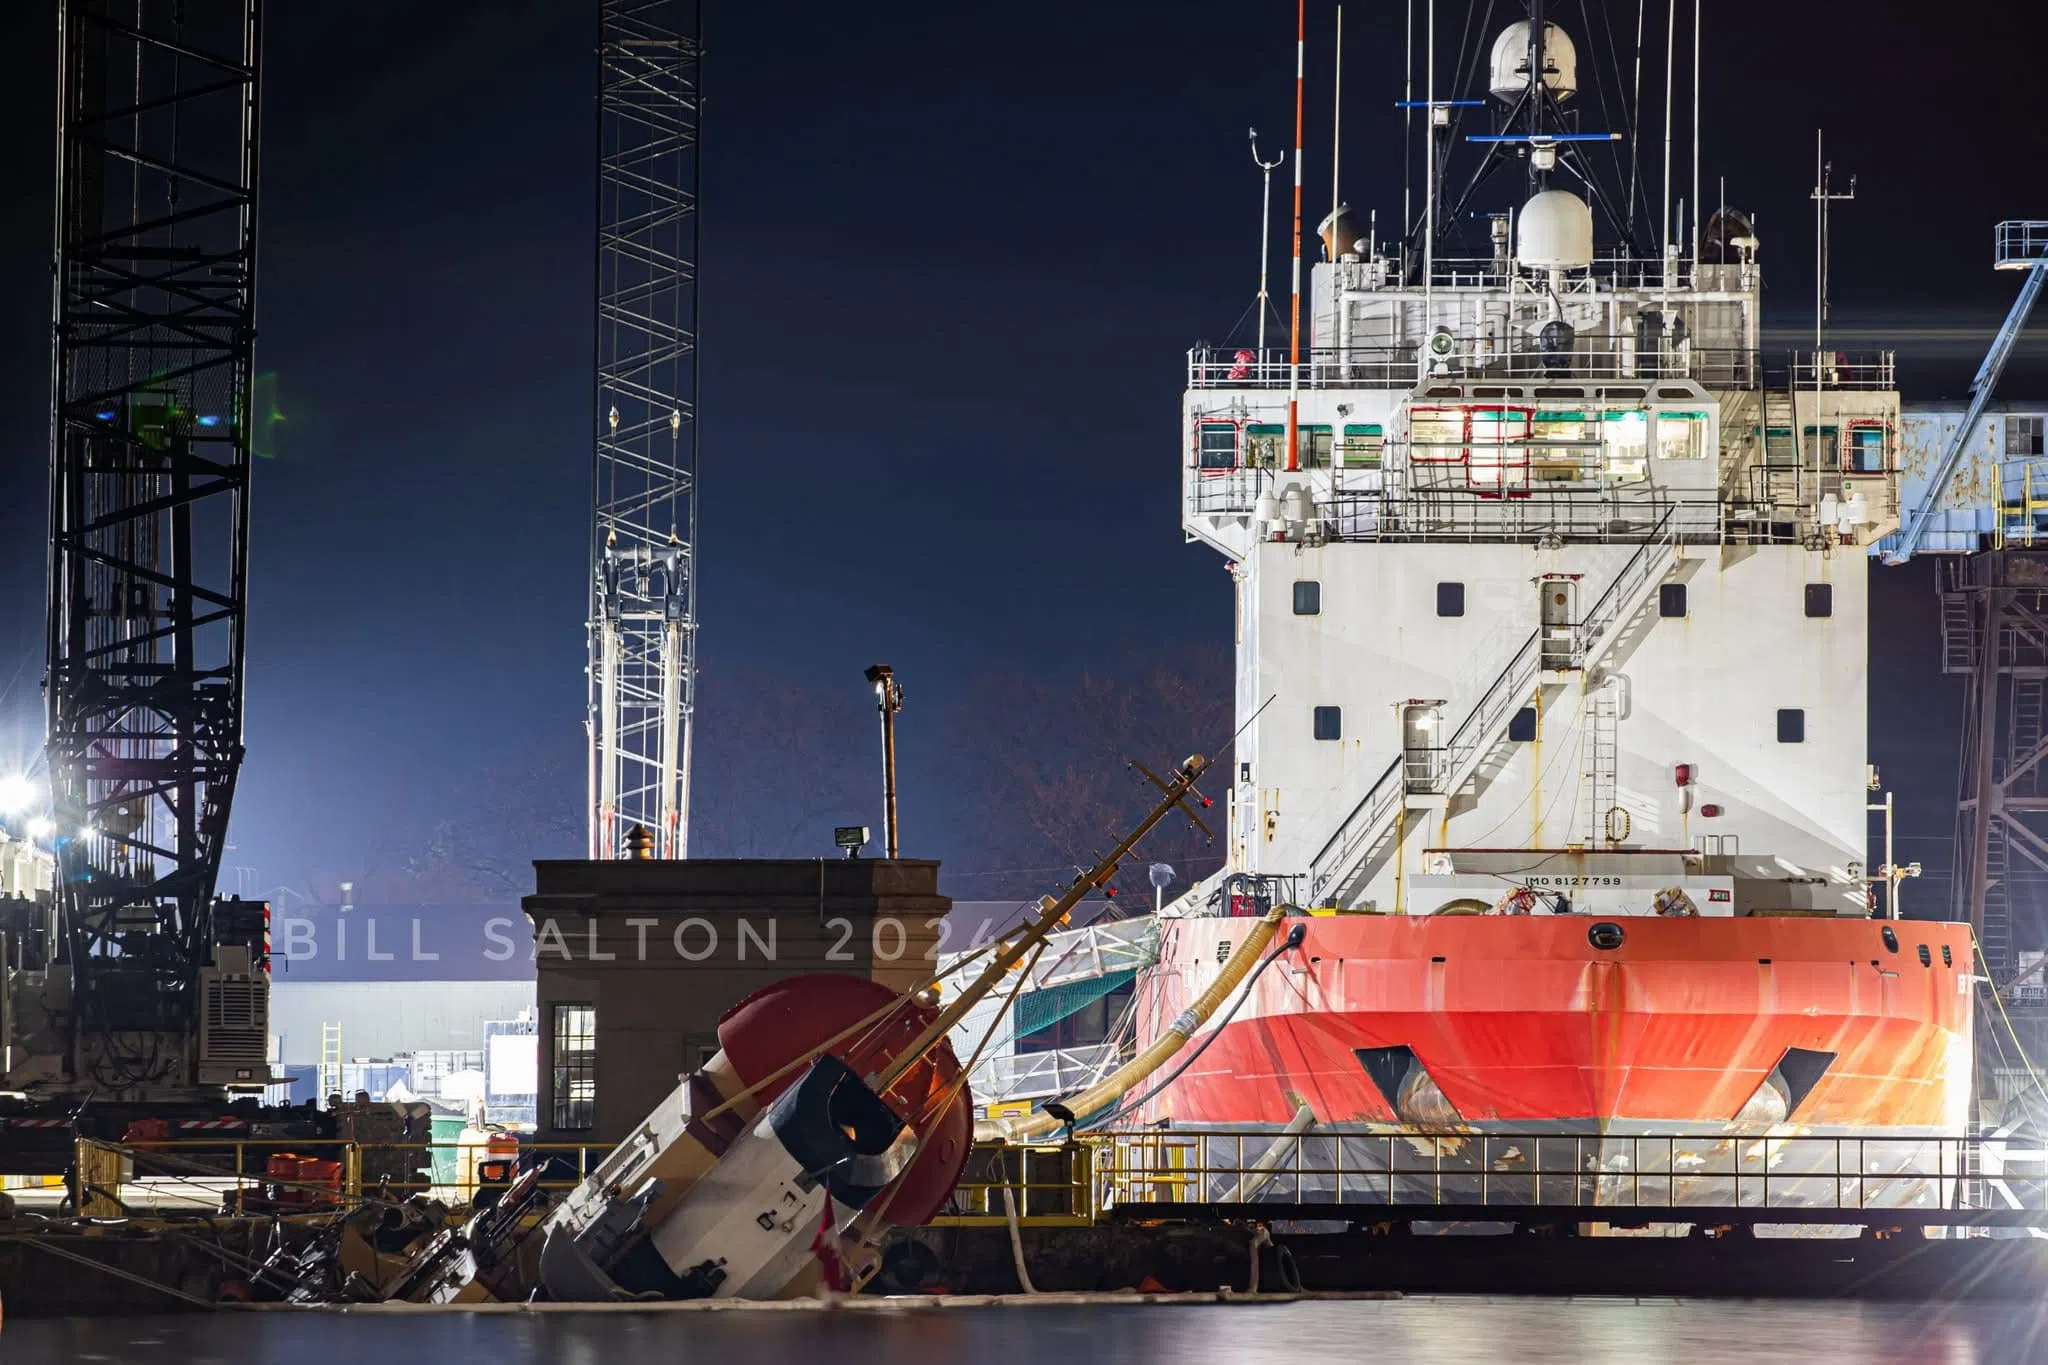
[
  {"x1": 319, "y1": 1022, "x2": 342, "y2": 1105},
  {"x1": 1938, "y1": 562, "x2": 1979, "y2": 675},
  {"x1": 1761, "y1": 388, "x2": 1800, "y2": 467},
  {"x1": 1580, "y1": 681, "x2": 1622, "y2": 845},
  {"x1": 1982, "y1": 821, "x2": 2014, "y2": 984}
]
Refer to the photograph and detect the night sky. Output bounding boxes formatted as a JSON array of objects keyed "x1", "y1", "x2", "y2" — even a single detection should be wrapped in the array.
[{"x1": 0, "y1": 2, "x2": 2043, "y2": 912}]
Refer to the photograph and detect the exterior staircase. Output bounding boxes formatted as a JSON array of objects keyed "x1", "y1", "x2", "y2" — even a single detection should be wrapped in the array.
[{"x1": 1307, "y1": 508, "x2": 1684, "y2": 907}]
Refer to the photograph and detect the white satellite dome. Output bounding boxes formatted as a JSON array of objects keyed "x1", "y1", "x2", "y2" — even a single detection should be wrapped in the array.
[
  {"x1": 1489, "y1": 21, "x2": 1578, "y2": 101},
  {"x1": 1516, "y1": 189, "x2": 1594, "y2": 269}
]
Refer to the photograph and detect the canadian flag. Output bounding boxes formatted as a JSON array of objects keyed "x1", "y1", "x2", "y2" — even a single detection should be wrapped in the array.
[{"x1": 810, "y1": 1203, "x2": 848, "y2": 1294}]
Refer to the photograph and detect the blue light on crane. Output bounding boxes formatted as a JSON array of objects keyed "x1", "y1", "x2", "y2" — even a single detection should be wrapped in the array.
[
  {"x1": 197, "y1": 414, "x2": 223, "y2": 428},
  {"x1": 94, "y1": 410, "x2": 117, "y2": 421}
]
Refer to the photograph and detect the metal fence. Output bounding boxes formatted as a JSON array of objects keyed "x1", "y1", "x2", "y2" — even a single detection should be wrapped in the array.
[{"x1": 1092, "y1": 1129, "x2": 2040, "y2": 1222}]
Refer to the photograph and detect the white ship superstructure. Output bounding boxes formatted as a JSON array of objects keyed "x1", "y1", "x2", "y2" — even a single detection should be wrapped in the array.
[{"x1": 1185, "y1": 16, "x2": 1901, "y2": 921}]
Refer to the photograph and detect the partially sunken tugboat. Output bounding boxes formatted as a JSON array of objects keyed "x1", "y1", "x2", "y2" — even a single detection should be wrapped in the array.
[{"x1": 1138, "y1": 5, "x2": 1972, "y2": 1182}]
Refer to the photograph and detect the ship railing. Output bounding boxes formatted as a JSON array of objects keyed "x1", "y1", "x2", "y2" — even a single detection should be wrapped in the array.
[
  {"x1": 1188, "y1": 343, "x2": 1758, "y2": 392},
  {"x1": 1305, "y1": 755, "x2": 1406, "y2": 906},
  {"x1": 938, "y1": 916, "x2": 1158, "y2": 994},
  {"x1": 1400, "y1": 254, "x2": 1704, "y2": 293},
  {"x1": 967, "y1": 1043, "x2": 1127, "y2": 1106},
  {"x1": 1090, "y1": 1129, "x2": 2046, "y2": 1227},
  {"x1": 1996, "y1": 220, "x2": 2048, "y2": 269},
  {"x1": 1788, "y1": 349, "x2": 1897, "y2": 391},
  {"x1": 1335, "y1": 490, "x2": 1722, "y2": 545},
  {"x1": 1570, "y1": 502, "x2": 1684, "y2": 673}
]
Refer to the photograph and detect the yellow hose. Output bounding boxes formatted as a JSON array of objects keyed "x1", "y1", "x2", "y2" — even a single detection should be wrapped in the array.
[{"x1": 975, "y1": 906, "x2": 1287, "y2": 1142}]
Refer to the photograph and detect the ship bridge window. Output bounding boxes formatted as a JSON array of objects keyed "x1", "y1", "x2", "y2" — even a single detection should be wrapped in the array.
[
  {"x1": 1197, "y1": 420, "x2": 1239, "y2": 470},
  {"x1": 1803, "y1": 424, "x2": 1840, "y2": 469},
  {"x1": 1302, "y1": 424, "x2": 1334, "y2": 469},
  {"x1": 1533, "y1": 387, "x2": 1585, "y2": 400},
  {"x1": 1532, "y1": 411, "x2": 1593, "y2": 483},
  {"x1": 1468, "y1": 407, "x2": 1531, "y2": 493},
  {"x1": 1601, "y1": 410, "x2": 1648, "y2": 483},
  {"x1": 1846, "y1": 422, "x2": 1889, "y2": 473},
  {"x1": 1246, "y1": 423, "x2": 1286, "y2": 468},
  {"x1": 1340, "y1": 423, "x2": 1384, "y2": 467},
  {"x1": 1655, "y1": 411, "x2": 1707, "y2": 460},
  {"x1": 1410, "y1": 408, "x2": 1465, "y2": 463},
  {"x1": 1598, "y1": 387, "x2": 1647, "y2": 402}
]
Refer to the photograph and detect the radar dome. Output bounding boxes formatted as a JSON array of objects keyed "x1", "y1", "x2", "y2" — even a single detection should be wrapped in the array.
[
  {"x1": 1489, "y1": 21, "x2": 1577, "y2": 101},
  {"x1": 1516, "y1": 189, "x2": 1594, "y2": 269}
]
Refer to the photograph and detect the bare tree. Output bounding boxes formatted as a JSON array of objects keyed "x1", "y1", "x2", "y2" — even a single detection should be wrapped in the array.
[{"x1": 942, "y1": 647, "x2": 1233, "y2": 903}]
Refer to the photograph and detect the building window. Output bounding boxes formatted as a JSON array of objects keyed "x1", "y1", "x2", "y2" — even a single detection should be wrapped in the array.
[
  {"x1": 1196, "y1": 420, "x2": 1238, "y2": 470},
  {"x1": 1313, "y1": 706, "x2": 1342, "y2": 741},
  {"x1": 1777, "y1": 708, "x2": 1806, "y2": 743},
  {"x1": 1436, "y1": 581, "x2": 1465, "y2": 617},
  {"x1": 1508, "y1": 706, "x2": 1538, "y2": 742},
  {"x1": 1804, "y1": 583, "x2": 1833, "y2": 618},
  {"x1": 1659, "y1": 582, "x2": 1688, "y2": 618},
  {"x1": 2009, "y1": 415, "x2": 2046, "y2": 458},
  {"x1": 1293, "y1": 580, "x2": 1321, "y2": 615},
  {"x1": 551, "y1": 1003, "x2": 597, "y2": 1131}
]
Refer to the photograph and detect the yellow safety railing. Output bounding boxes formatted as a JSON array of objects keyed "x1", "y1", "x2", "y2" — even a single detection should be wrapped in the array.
[
  {"x1": 930, "y1": 1143, "x2": 1094, "y2": 1228},
  {"x1": 62, "y1": 1136, "x2": 614, "y2": 1215}
]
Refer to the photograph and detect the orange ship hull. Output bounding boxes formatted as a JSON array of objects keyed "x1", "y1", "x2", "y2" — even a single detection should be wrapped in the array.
[{"x1": 1134, "y1": 915, "x2": 1975, "y2": 1134}]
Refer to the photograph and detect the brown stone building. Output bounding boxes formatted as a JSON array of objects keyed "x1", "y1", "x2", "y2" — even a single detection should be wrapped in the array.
[{"x1": 522, "y1": 858, "x2": 947, "y2": 1145}]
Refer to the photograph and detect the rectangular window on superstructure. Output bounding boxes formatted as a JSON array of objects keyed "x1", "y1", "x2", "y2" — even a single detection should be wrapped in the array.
[
  {"x1": 1467, "y1": 407, "x2": 1530, "y2": 491},
  {"x1": 1655, "y1": 411, "x2": 1706, "y2": 460},
  {"x1": 1436, "y1": 581, "x2": 1465, "y2": 617},
  {"x1": 1777, "y1": 709, "x2": 1806, "y2": 743},
  {"x1": 1301, "y1": 424, "x2": 1334, "y2": 469},
  {"x1": 2008, "y1": 415, "x2": 2046, "y2": 457},
  {"x1": 1292, "y1": 580, "x2": 1321, "y2": 615},
  {"x1": 1846, "y1": 423, "x2": 1888, "y2": 473},
  {"x1": 1601, "y1": 410, "x2": 1648, "y2": 483},
  {"x1": 1409, "y1": 409, "x2": 1464, "y2": 463},
  {"x1": 1532, "y1": 411, "x2": 1590, "y2": 483},
  {"x1": 1805, "y1": 583, "x2": 1834, "y2": 618},
  {"x1": 1196, "y1": 421, "x2": 1238, "y2": 470},
  {"x1": 1803, "y1": 425, "x2": 1839, "y2": 470},
  {"x1": 1659, "y1": 582, "x2": 1688, "y2": 618},
  {"x1": 551, "y1": 1003, "x2": 596, "y2": 1131},
  {"x1": 1313, "y1": 706, "x2": 1342, "y2": 741},
  {"x1": 1508, "y1": 706, "x2": 1538, "y2": 742},
  {"x1": 1340, "y1": 423, "x2": 1384, "y2": 467},
  {"x1": 1245, "y1": 423, "x2": 1286, "y2": 468}
]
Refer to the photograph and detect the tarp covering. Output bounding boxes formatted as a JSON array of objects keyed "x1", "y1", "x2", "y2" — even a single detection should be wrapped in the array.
[{"x1": 1013, "y1": 968, "x2": 1134, "y2": 1038}]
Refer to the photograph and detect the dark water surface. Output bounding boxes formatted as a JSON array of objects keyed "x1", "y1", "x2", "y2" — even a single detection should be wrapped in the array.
[{"x1": 6, "y1": 1299, "x2": 2047, "y2": 1364}]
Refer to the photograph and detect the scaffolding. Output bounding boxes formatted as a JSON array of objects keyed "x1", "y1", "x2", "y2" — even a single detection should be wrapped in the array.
[{"x1": 1941, "y1": 553, "x2": 2048, "y2": 987}]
